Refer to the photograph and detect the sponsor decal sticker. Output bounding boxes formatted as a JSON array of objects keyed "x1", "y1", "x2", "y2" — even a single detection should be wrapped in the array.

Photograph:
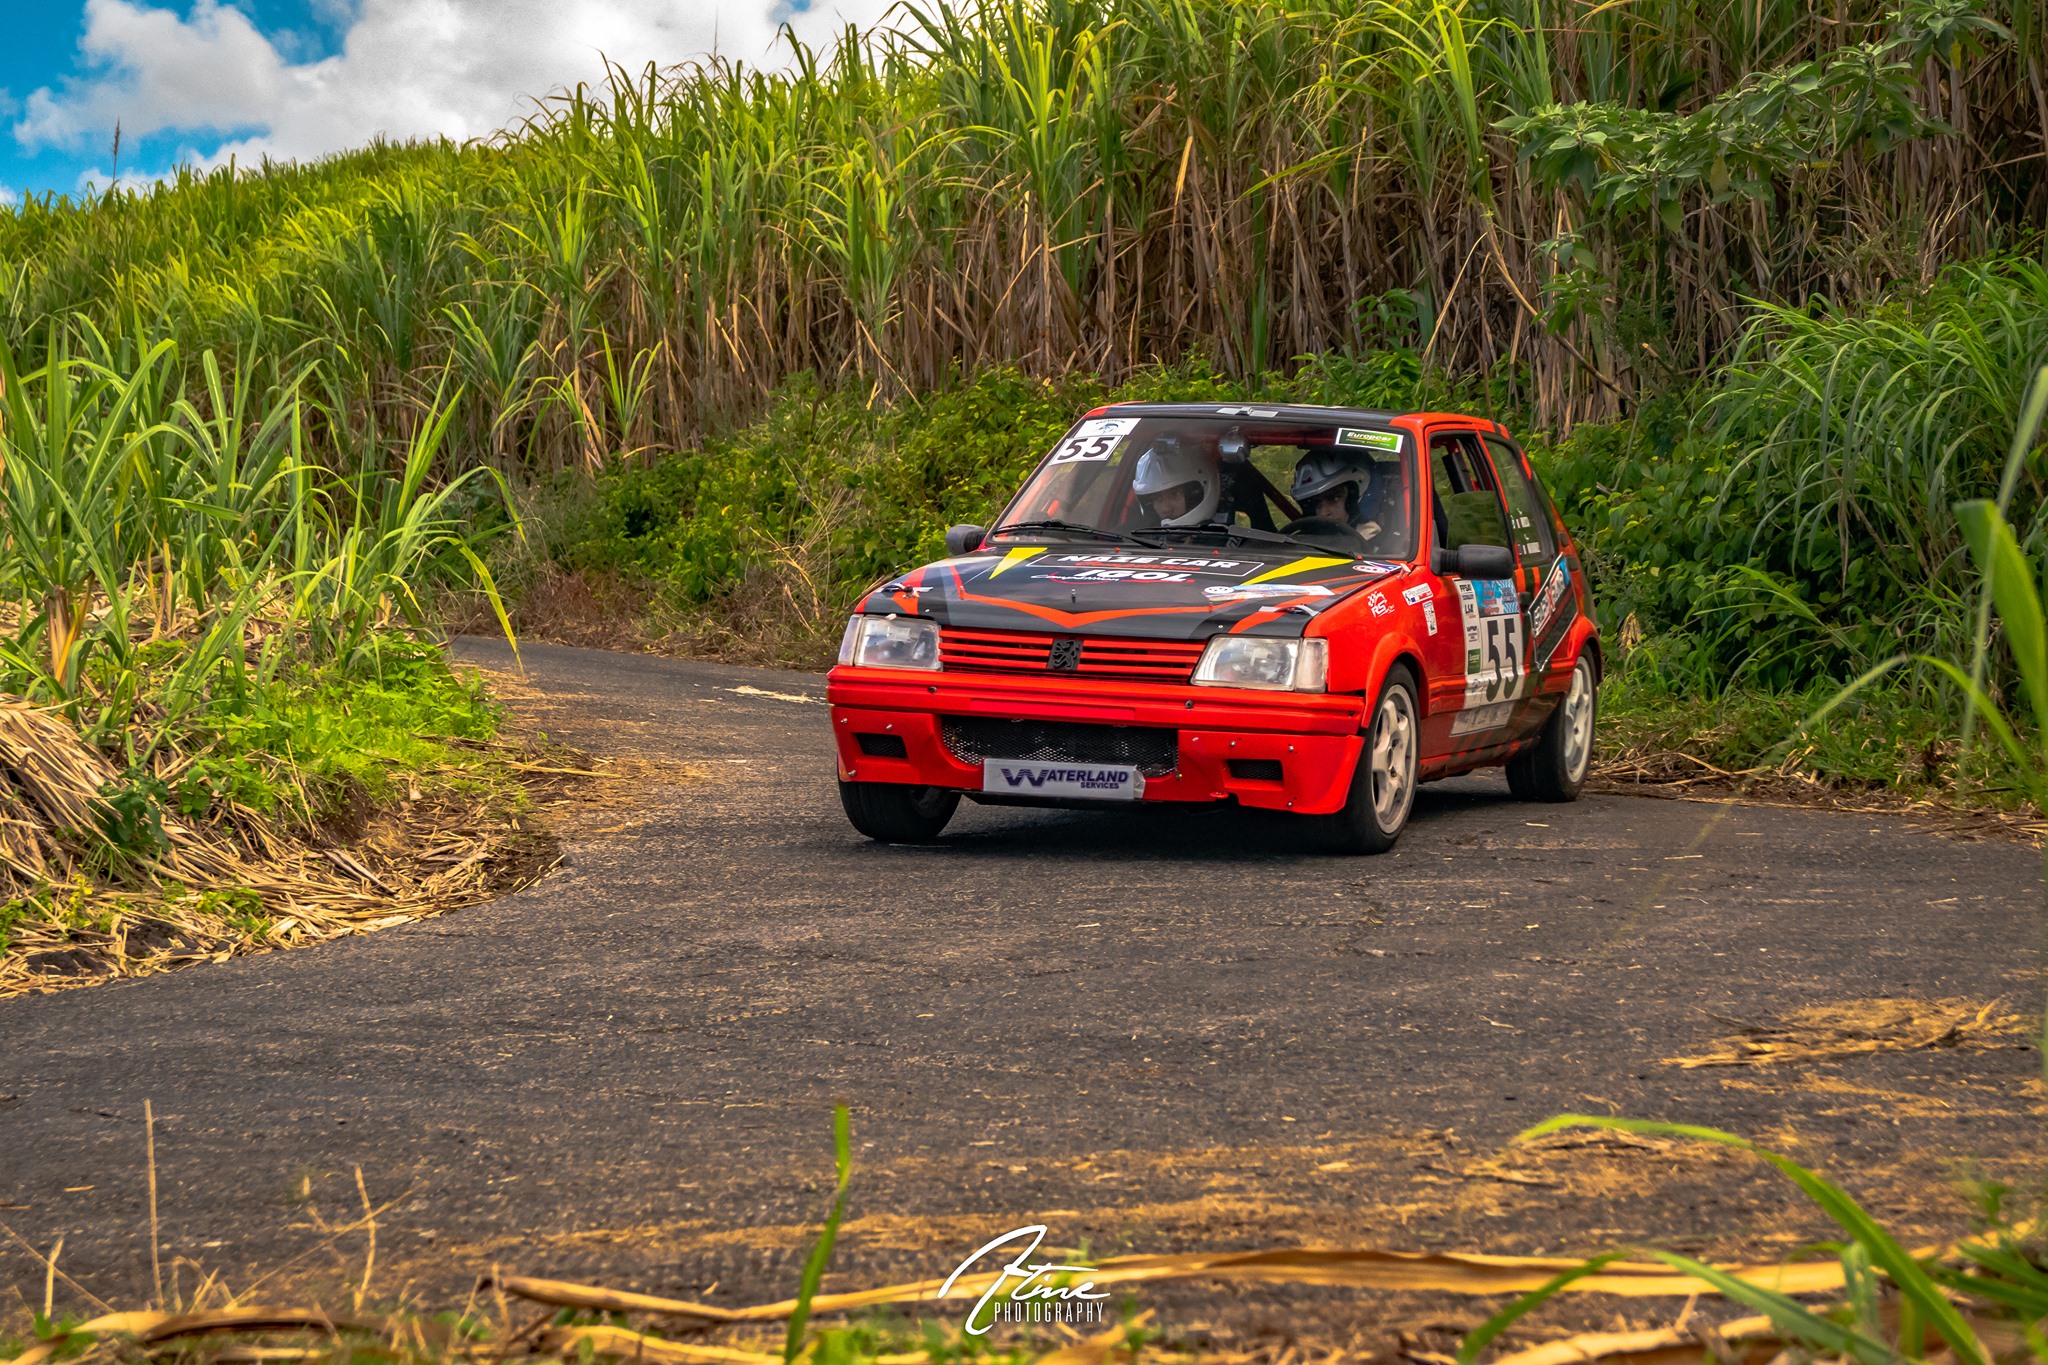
[
  {"x1": 1204, "y1": 582, "x2": 1335, "y2": 600},
  {"x1": 983, "y1": 762, "x2": 1142, "y2": 800},
  {"x1": 1528, "y1": 558, "x2": 1572, "y2": 636},
  {"x1": 1048, "y1": 417, "x2": 1138, "y2": 463},
  {"x1": 1468, "y1": 577, "x2": 1518, "y2": 617},
  {"x1": 1422, "y1": 599, "x2": 1439, "y2": 635},
  {"x1": 1401, "y1": 583, "x2": 1433, "y2": 605},
  {"x1": 1050, "y1": 553, "x2": 1254, "y2": 577},
  {"x1": 1033, "y1": 568, "x2": 1195, "y2": 584},
  {"x1": 1335, "y1": 428, "x2": 1402, "y2": 452},
  {"x1": 1367, "y1": 591, "x2": 1393, "y2": 617},
  {"x1": 1353, "y1": 559, "x2": 1401, "y2": 575},
  {"x1": 1530, "y1": 558, "x2": 1579, "y2": 671},
  {"x1": 1449, "y1": 701, "x2": 1515, "y2": 736}
]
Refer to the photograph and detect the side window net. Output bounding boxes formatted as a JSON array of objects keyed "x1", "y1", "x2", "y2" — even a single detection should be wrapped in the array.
[{"x1": 1429, "y1": 435, "x2": 1511, "y2": 553}]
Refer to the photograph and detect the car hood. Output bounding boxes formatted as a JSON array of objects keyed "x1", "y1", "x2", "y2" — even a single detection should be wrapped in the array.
[{"x1": 856, "y1": 543, "x2": 1408, "y2": 640}]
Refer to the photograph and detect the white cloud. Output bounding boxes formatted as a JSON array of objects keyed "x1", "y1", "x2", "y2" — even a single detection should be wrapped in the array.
[{"x1": 16, "y1": 0, "x2": 903, "y2": 168}]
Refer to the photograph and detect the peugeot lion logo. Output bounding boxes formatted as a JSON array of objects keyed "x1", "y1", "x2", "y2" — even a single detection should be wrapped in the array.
[{"x1": 1047, "y1": 638, "x2": 1083, "y2": 671}]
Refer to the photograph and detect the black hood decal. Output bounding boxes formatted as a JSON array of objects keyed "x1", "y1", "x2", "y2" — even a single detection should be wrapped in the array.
[{"x1": 860, "y1": 546, "x2": 1406, "y2": 639}]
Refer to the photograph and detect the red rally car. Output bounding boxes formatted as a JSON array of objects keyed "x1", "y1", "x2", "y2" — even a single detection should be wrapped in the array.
[{"x1": 826, "y1": 403, "x2": 1599, "y2": 853}]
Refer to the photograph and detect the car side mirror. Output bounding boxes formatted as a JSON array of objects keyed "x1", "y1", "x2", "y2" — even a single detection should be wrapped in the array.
[
  {"x1": 945, "y1": 524, "x2": 987, "y2": 556},
  {"x1": 1431, "y1": 543, "x2": 1516, "y2": 578}
]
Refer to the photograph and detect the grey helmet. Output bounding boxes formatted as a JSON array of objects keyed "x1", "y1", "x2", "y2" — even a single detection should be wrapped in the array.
[
  {"x1": 1132, "y1": 436, "x2": 1220, "y2": 527},
  {"x1": 1290, "y1": 448, "x2": 1370, "y2": 515}
]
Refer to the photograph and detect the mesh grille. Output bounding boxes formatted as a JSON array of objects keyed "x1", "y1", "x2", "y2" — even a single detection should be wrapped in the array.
[
  {"x1": 941, "y1": 717, "x2": 1179, "y2": 777},
  {"x1": 940, "y1": 627, "x2": 1205, "y2": 683}
]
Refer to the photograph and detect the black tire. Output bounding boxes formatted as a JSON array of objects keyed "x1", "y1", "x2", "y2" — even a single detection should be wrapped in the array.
[
  {"x1": 1506, "y1": 653, "x2": 1597, "y2": 802},
  {"x1": 839, "y1": 780, "x2": 961, "y2": 843},
  {"x1": 1304, "y1": 666, "x2": 1420, "y2": 855}
]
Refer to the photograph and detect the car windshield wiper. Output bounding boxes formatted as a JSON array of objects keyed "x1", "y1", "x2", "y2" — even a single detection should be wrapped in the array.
[
  {"x1": 1128, "y1": 524, "x2": 1360, "y2": 557},
  {"x1": 988, "y1": 519, "x2": 1144, "y2": 545}
]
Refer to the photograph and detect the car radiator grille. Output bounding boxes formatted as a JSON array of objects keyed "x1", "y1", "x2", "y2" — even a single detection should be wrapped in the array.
[
  {"x1": 939, "y1": 627, "x2": 1206, "y2": 683},
  {"x1": 940, "y1": 717, "x2": 1179, "y2": 777}
]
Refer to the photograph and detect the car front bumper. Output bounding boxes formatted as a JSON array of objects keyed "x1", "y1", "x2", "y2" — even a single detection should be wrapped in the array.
[{"x1": 826, "y1": 667, "x2": 1369, "y2": 815}]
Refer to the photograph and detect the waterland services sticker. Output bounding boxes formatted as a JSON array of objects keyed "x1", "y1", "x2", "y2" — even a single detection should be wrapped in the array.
[{"x1": 983, "y1": 761, "x2": 1143, "y2": 800}]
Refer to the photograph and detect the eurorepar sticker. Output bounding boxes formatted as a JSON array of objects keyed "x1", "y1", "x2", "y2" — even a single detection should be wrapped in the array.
[{"x1": 1335, "y1": 428, "x2": 1402, "y2": 452}]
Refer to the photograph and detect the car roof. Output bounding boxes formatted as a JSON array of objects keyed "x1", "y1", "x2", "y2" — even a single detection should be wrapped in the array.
[{"x1": 1094, "y1": 401, "x2": 1487, "y2": 428}]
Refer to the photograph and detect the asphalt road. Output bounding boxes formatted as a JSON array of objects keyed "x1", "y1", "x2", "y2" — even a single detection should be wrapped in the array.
[{"x1": 3, "y1": 640, "x2": 2042, "y2": 1348}]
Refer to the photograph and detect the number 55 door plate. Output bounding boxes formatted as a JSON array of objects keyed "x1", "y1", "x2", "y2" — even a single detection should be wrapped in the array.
[{"x1": 1454, "y1": 577, "x2": 1528, "y2": 708}]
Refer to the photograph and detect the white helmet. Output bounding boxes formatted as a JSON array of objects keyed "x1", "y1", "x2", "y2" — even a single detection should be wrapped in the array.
[{"x1": 1131, "y1": 437, "x2": 1219, "y2": 528}]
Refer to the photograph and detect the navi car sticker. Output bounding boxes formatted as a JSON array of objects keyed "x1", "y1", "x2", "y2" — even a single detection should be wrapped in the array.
[
  {"x1": 1401, "y1": 583, "x2": 1433, "y2": 605},
  {"x1": 1049, "y1": 553, "x2": 1255, "y2": 577},
  {"x1": 1335, "y1": 428, "x2": 1402, "y2": 452},
  {"x1": 1049, "y1": 417, "x2": 1139, "y2": 463}
]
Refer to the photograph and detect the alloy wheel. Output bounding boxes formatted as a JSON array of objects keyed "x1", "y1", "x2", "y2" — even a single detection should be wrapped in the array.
[
  {"x1": 1562, "y1": 658, "x2": 1595, "y2": 782},
  {"x1": 1370, "y1": 686, "x2": 1418, "y2": 829}
]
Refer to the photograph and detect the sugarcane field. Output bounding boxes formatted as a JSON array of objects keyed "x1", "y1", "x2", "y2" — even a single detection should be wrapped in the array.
[{"x1": 2, "y1": 2, "x2": 2047, "y2": 1364}]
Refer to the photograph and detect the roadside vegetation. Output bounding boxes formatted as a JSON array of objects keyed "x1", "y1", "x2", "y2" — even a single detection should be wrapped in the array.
[
  {"x1": 0, "y1": 333, "x2": 552, "y2": 996},
  {"x1": 9, "y1": 1100, "x2": 2048, "y2": 1365}
]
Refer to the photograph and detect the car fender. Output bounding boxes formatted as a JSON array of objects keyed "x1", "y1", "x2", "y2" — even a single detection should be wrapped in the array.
[
  {"x1": 1345, "y1": 630, "x2": 1430, "y2": 719},
  {"x1": 1568, "y1": 616, "x2": 1602, "y2": 681}
]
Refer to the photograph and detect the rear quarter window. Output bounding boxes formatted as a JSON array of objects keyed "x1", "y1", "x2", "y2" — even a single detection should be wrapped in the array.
[{"x1": 1485, "y1": 436, "x2": 1556, "y2": 566}]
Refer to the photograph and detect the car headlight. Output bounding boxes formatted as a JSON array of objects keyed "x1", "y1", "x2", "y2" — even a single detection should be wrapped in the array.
[
  {"x1": 1191, "y1": 636, "x2": 1327, "y2": 691},
  {"x1": 840, "y1": 615, "x2": 941, "y2": 671}
]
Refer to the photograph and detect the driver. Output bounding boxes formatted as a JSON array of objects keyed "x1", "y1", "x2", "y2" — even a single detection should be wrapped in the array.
[
  {"x1": 1131, "y1": 435, "x2": 1221, "y2": 527},
  {"x1": 1289, "y1": 449, "x2": 1382, "y2": 542}
]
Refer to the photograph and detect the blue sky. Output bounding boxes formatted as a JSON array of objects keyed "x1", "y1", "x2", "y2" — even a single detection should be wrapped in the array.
[
  {"x1": 1, "y1": 0, "x2": 896, "y2": 204},
  {"x1": 1, "y1": 1, "x2": 345, "y2": 200}
]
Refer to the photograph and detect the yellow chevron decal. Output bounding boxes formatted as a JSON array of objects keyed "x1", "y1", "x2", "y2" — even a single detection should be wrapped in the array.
[
  {"x1": 1241, "y1": 556, "x2": 1351, "y2": 586},
  {"x1": 987, "y1": 546, "x2": 1046, "y2": 578}
]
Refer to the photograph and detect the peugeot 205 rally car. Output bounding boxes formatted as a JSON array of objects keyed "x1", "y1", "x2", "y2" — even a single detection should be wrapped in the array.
[{"x1": 826, "y1": 404, "x2": 1598, "y2": 853}]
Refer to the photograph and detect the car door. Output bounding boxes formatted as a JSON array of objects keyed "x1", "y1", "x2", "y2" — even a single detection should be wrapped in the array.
[
  {"x1": 1479, "y1": 432, "x2": 1569, "y2": 740},
  {"x1": 1420, "y1": 428, "x2": 1527, "y2": 761}
]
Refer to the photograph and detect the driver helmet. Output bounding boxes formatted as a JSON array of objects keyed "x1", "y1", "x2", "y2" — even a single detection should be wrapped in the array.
[
  {"x1": 1290, "y1": 448, "x2": 1371, "y2": 521},
  {"x1": 1132, "y1": 436, "x2": 1220, "y2": 527}
]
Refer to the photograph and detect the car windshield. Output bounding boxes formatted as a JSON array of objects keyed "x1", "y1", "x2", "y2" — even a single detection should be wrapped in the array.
[{"x1": 993, "y1": 414, "x2": 1418, "y2": 560}]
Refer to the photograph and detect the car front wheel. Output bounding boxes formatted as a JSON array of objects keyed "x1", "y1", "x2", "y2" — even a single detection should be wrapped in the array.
[
  {"x1": 1307, "y1": 666, "x2": 1419, "y2": 855},
  {"x1": 1507, "y1": 653, "x2": 1597, "y2": 802},
  {"x1": 839, "y1": 780, "x2": 961, "y2": 843}
]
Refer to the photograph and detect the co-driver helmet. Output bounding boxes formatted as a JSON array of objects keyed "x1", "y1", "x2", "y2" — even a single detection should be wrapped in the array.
[{"x1": 1290, "y1": 448, "x2": 1371, "y2": 519}]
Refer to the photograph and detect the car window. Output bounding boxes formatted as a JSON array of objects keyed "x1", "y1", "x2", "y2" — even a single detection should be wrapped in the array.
[
  {"x1": 996, "y1": 415, "x2": 1419, "y2": 559},
  {"x1": 1485, "y1": 436, "x2": 1556, "y2": 566},
  {"x1": 1429, "y1": 433, "x2": 1512, "y2": 552}
]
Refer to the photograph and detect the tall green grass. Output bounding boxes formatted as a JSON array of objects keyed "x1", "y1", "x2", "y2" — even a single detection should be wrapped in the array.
[
  {"x1": 0, "y1": 0, "x2": 2039, "y2": 473},
  {"x1": 0, "y1": 329, "x2": 515, "y2": 765}
]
